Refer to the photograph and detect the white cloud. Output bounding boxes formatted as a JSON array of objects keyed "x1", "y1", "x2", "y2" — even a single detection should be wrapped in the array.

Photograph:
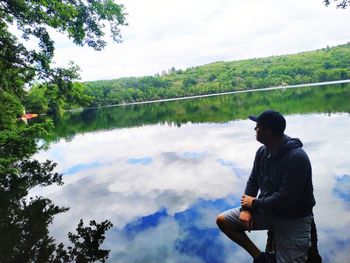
[
  {"x1": 44, "y1": 0, "x2": 350, "y2": 81},
  {"x1": 32, "y1": 122, "x2": 252, "y2": 246}
]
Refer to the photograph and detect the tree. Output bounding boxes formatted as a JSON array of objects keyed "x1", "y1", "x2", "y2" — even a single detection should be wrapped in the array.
[
  {"x1": 1, "y1": 0, "x2": 127, "y2": 261},
  {"x1": 1, "y1": 0, "x2": 127, "y2": 112},
  {"x1": 324, "y1": 0, "x2": 350, "y2": 8},
  {"x1": 183, "y1": 77, "x2": 198, "y2": 88},
  {"x1": 0, "y1": 90, "x2": 23, "y2": 129},
  {"x1": 24, "y1": 85, "x2": 49, "y2": 113}
]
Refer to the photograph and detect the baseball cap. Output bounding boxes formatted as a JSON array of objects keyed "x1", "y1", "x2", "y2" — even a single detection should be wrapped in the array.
[{"x1": 249, "y1": 110, "x2": 286, "y2": 136}]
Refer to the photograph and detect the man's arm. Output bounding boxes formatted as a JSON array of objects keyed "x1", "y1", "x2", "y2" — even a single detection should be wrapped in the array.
[
  {"x1": 243, "y1": 147, "x2": 263, "y2": 198},
  {"x1": 239, "y1": 148, "x2": 262, "y2": 228}
]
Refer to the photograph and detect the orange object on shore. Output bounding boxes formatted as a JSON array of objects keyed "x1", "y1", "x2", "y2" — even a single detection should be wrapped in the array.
[{"x1": 22, "y1": 113, "x2": 38, "y2": 119}]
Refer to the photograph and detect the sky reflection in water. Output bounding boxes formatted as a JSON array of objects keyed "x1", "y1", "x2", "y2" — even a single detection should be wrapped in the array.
[{"x1": 33, "y1": 113, "x2": 350, "y2": 262}]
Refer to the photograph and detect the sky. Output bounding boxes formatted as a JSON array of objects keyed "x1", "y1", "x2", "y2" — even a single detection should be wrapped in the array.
[{"x1": 48, "y1": 0, "x2": 350, "y2": 81}]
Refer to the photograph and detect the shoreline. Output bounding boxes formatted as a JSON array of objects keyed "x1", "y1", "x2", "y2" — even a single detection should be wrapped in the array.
[{"x1": 67, "y1": 79, "x2": 350, "y2": 112}]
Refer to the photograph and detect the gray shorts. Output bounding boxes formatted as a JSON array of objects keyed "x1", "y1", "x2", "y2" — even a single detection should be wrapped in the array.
[{"x1": 221, "y1": 208, "x2": 312, "y2": 263}]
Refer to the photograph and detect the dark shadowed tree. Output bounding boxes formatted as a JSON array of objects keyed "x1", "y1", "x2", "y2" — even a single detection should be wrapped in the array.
[
  {"x1": 324, "y1": 0, "x2": 350, "y2": 8},
  {"x1": 0, "y1": 0, "x2": 127, "y2": 261}
]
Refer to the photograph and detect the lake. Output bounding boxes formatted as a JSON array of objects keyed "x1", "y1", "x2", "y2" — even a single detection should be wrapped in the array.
[{"x1": 32, "y1": 84, "x2": 350, "y2": 262}]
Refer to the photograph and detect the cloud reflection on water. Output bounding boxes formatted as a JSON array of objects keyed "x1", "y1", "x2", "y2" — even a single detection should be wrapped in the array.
[
  {"x1": 334, "y1": 175, "x2": 350, "y2": 204},
  {"x1": 32, "y1": 114, "x2": 350, "y2": 262}
]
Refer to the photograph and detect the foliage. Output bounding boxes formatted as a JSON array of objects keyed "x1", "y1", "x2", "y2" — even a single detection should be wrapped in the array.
[
  {"x1": 41, "y1": 63, "x2": 94, "y2": 114},
  {"x1": 65, "y1": 220, "x2": 113, "y2": 263},
  {"x1": 0, "y1": 90, "x2": 24, "y2": 130},
  {"x1": 84, "y1": 43, "x2": 350, "y2": 106},
  {"x1": 25, "y1": 70, "x2": 94, "y2": 114},
  {"x1": 1, "y1": 0, "x2": 126, "y2": 113},
  {"x1": 324, "y1": 0, "x2": 350, "y2": 8},
  {"x1": 1, "y1": 0, "x2": 126, "y2": 261},
  {"x1": 23, "y1": 85, "x2": 49, "y2": 114}
]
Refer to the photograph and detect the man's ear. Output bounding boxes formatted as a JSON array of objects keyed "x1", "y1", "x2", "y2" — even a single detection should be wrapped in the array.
[{"x1": 264, "y1": 128, "x2": 272, "y2": 136}]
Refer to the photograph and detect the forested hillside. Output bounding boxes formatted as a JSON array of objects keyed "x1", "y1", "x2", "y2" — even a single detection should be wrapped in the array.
[{"x1": 84, "y1": 43, "x2": 350, "y2": 106}]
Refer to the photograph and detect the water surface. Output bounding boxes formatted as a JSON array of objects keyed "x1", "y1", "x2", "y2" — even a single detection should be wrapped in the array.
[{"x1": 33, "y1": 84, "x2": 350, "y2": 262}]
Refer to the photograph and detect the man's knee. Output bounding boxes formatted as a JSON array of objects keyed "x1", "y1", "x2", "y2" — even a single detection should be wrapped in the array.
[
  {"x1": 216, "y1": 214, "x2": 228, "y2": 231},
  {"x1": 216, "y1": 214, "x2": 225, "y2": 228}
]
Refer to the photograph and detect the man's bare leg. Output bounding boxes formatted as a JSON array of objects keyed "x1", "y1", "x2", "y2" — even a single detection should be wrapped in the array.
[{"x1": 216, "y1": 214, "x2": 261, "y2": 259}]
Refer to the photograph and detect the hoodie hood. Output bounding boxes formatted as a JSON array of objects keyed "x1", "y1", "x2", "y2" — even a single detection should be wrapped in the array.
[{"x1": 277, "y1": 135, "x2": 303, "y2": 157}]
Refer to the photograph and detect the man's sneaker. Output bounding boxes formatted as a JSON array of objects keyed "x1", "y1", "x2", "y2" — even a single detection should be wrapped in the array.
[{"x1": 253, "y1": 252, "x2": 276, "y2": 263}]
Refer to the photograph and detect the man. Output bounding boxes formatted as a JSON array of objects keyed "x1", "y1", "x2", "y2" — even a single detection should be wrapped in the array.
[{"x1": 216, "y1": 110, "x2": 316, "y2": 263}]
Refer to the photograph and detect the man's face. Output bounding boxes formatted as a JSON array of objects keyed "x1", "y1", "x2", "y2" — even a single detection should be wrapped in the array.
[{"x1": 254, "y1": 123, "x2": 269, "y2": 143}]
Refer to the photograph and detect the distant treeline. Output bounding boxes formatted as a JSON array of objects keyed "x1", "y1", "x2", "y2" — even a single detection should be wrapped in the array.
[
  {"x1": 49, "y1": 83, "x2": 350, "y2": 142},
  {"x1": 83, "y1": 43, "x2": 350, "y2": 106}
]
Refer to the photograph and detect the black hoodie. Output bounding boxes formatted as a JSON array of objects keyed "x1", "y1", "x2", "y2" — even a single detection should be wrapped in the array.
[{"x1": 244, "y1": 135, "x2": 316, "y2": 217}]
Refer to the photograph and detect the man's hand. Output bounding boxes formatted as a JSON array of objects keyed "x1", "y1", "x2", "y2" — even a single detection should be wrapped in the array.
[
  {"x1": 241, "y1": 194, "x2": 256, "y2": 209},
  {"x1": 239, "y1": 210, "x2": 253, "y2": 229}
]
